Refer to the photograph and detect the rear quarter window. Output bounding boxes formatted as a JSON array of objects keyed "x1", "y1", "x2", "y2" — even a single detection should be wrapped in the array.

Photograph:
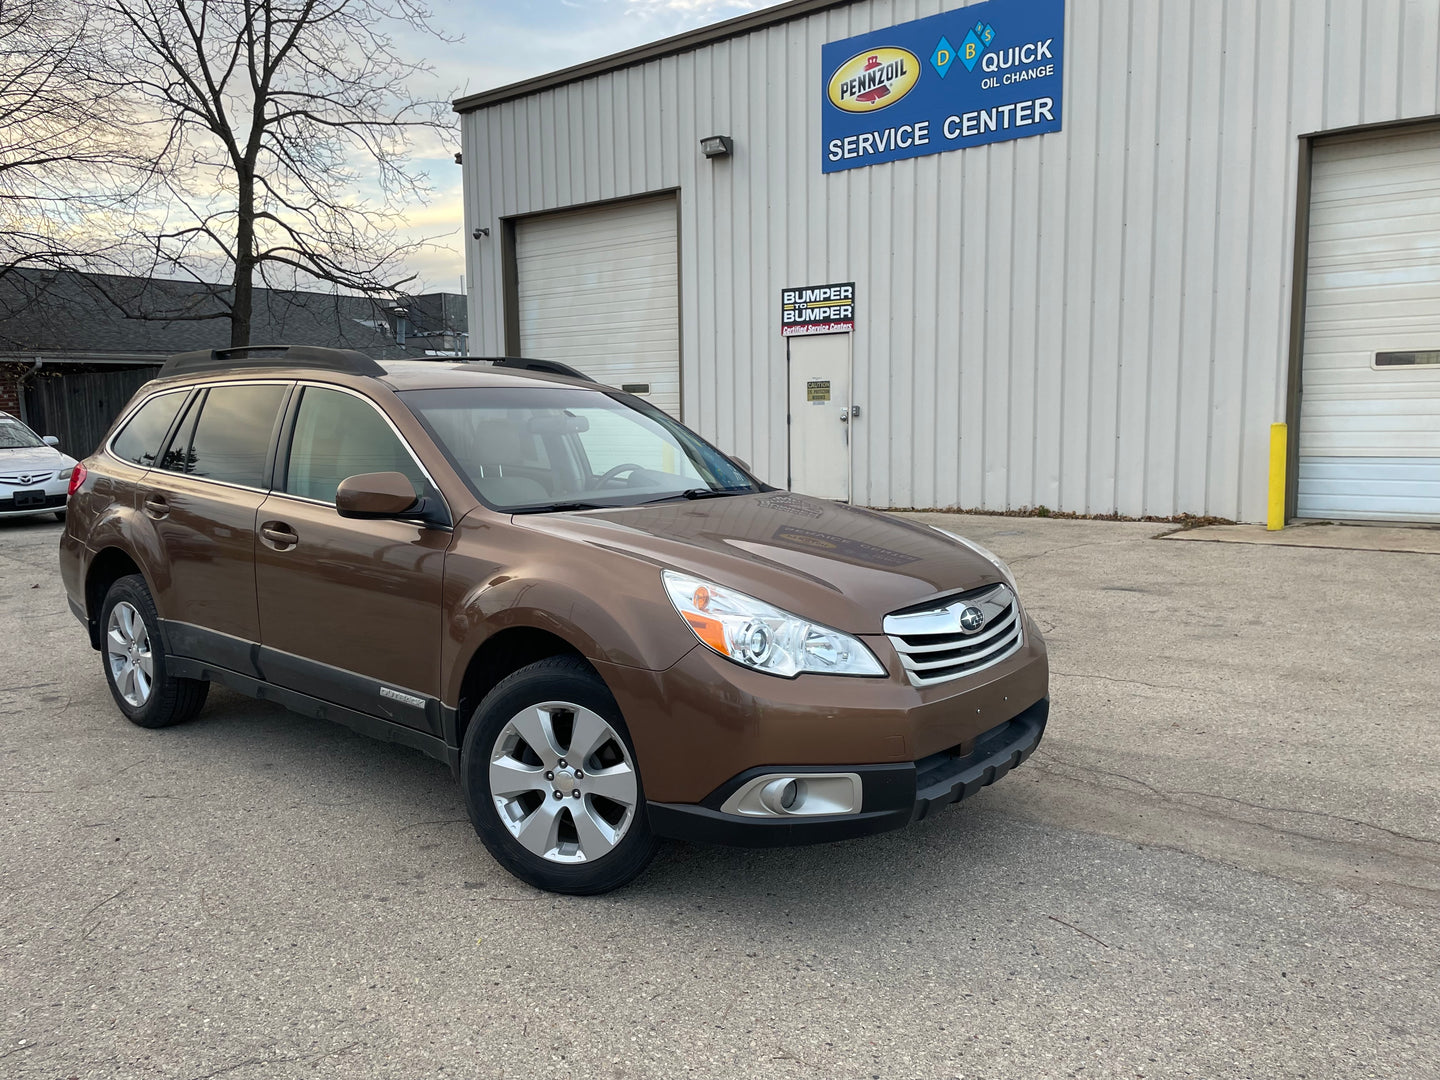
[{"x1": 110, "y1": 390, "x2": 188, "y2": 467}]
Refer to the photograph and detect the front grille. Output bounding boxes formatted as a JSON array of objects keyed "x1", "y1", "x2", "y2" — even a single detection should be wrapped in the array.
[
  {"x1": 0, "y1": 472, "x2": 61, "y2": 485},
  {"x1": 883, "y1": 584, "x2": 1023, "y2": 686}
]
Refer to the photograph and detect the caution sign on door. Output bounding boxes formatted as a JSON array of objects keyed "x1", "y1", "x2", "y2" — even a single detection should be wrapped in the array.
[{"x1": 806, "y1": 379, "x2": 832, "y2": 403}]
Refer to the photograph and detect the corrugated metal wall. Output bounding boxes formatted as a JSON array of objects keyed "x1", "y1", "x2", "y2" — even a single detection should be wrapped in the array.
[{"x1": 461, "y1": 0, "x2": 1440, "y2": 521}]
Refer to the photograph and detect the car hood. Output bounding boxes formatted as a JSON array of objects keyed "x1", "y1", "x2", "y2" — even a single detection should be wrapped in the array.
[
  {"x1": 0, "y1": 445, "x2": 74, "y2": 477},
  {"x1": 511, "y1": 492, "x2": 1005, "y2": 632}
]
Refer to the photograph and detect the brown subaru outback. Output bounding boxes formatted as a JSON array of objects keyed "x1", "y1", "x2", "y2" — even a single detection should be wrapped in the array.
[{"x1": 60, "y1": 346, "x2": 1049, "y2": 893}]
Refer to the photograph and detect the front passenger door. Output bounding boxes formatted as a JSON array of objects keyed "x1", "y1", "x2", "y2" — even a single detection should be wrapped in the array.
[{"x1": 254, "y1": 385, "x2": 450, "y2": 735}]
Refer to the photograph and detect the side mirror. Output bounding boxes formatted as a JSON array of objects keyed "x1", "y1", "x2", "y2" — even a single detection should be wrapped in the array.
[
  {"x1": 43, "y1": 435, "x2": 59, "y2": 447},
  {"x1": 335, "y1": 471, "x2": 420, "y2": 519}
]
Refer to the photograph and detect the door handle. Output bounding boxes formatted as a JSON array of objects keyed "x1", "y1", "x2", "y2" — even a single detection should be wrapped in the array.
[
  {"x1": 143, "y1": 493, "x2": 169, "y2": 519},
  {"x1": 260, "y1": 521, "x2": 299, "y2": 549}
]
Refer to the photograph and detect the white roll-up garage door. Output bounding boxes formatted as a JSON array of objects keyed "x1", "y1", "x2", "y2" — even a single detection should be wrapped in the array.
[
  {"x1": 515, "y1": 196, "x2": 680, "y2": 417},
  {"x1": 1298, "y1": 127, "x2": 1440, "y2": 522}
]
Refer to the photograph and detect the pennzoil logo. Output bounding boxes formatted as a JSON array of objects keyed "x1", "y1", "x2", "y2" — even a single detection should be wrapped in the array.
[{"x1": 827, "y1": 47, "x2": 920, "y2": 113}]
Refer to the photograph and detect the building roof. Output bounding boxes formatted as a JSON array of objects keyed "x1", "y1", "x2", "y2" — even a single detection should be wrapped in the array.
[
  {"x1": 0, "y1": 269, "x2": 466, "y2": 362},
  {"x1": 452, "y1": 0, "x2": 851, "y2": 113}
]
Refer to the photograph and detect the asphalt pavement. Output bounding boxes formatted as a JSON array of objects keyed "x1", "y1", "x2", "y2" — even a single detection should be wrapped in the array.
[{"x1": 1, "y1": 512, "x2": 1436, "y2": 1079}]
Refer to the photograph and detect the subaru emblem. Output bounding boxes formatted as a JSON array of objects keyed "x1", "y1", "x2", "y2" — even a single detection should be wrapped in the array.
[{"x1": 957, "y1": 605, "x2": 985, "y2": 633}]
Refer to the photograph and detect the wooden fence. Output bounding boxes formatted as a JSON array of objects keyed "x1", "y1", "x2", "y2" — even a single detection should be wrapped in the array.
[{"x1": 25, "y1": 367, "x2": 161, "y2": 457}]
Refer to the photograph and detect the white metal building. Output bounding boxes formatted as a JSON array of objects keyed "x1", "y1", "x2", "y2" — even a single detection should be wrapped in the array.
[{"x1": 457, "y1": 0, "x2": 1440, "y2": 523}]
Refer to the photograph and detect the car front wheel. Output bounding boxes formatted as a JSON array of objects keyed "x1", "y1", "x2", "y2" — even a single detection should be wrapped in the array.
[
  {"x1": 100, "y1": 574, "x2": 208, "y2": 728},
  {"x1": 460, "y1": 656, "x2": 657, "y2": 894}
]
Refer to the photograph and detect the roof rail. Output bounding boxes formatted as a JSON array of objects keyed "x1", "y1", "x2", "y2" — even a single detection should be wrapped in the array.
[
  {"x1": 486, "y1": 357, "x2": 595, "y2": 381},
  {"x1": 157, "y1": 345, "x2": 385, "y2": 380}
]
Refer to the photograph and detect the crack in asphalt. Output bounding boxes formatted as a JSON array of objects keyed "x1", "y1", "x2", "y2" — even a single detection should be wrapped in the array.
[
  {"x1": 1006, "y1": 536, "x2": 1149, "y2": 565},
  {"x1": 1168, "y1": 788, "x2": 1440, "y2": 850},
  {"x1": 1032, "y1": 751, "x2": 1440, "y2": 860},
  {"x1": 1051, "y1": 669, "x2": 1199, "y2": 694},
  {"x1": 179, "y1": 1041, "x2": 361, "y2": 1080},
  {"x1": 79, "y1": 883, "x2": 132, "y2": 941}
]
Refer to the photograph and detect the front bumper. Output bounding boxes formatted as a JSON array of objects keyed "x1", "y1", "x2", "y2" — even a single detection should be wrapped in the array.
[
  {"x1": 0, "y1": 488, "x2": 66, "y2": 517},
  {"x1": 646, "y1": 697, "x2": 1048, "y2": 846},
  {"x1": 595, "y1": 610, "x2": 1049, "y2": 805}
]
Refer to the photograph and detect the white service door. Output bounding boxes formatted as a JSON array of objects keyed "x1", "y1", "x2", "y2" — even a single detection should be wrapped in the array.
[
  {"x1": 1298, "y1": 128, "x2": 1440, "y2": 522},
  {"x1": 516, "y1": 196, "x2": 680, "y2": 416},
  {"x1": 787, "y1": 333, "x2": 852, "y2": 501}
]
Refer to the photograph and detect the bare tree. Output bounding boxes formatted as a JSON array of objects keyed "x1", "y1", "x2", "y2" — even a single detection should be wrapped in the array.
[
  {"x1": 0, "y1": 0, "x2": 152, "y2": 280},
  {"x1": 97, "y1": 0, "x2": 455, "y2": 346}
]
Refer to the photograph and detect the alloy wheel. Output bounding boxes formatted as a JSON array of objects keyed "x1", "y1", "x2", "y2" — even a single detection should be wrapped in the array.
[
  {"x1": 106, "y1": 601, "x2": 154, "y2": 707},
  {"x1": 489, "y1": 700, "x2": 639, "y2": 863}
]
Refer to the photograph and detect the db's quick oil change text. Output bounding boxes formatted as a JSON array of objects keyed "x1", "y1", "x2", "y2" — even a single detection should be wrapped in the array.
[{"x1": 820, "y1": 0, "x2": 1065, "y2": 173}]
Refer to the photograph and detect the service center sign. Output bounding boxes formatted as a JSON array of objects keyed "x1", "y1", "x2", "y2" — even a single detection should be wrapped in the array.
[{"x1": 821, "y1": 0, "x2": 1065, "y2": 173}]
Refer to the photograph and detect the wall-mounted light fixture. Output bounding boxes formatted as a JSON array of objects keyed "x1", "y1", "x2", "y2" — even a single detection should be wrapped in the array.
[
  {"x1": 700, "y1": 134, "x2": 733, "y2": 159},
  {"x1": 454, "y1": 152, "x2": 463, "y2": 165},
  {"x1": 472, "y1": 226, "x2": 490, "y2": 239}
]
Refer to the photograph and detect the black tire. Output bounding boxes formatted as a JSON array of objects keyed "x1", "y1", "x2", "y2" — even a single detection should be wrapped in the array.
[
  {"x1": 53, "y1": 509, "x2": 66, "y2": 522},
  {"x1": 460, "y1": 656, "x2": 658, "y2": 895},
  {"x1": 99, "y1": 574, "x2": 209, "y2": 729}
]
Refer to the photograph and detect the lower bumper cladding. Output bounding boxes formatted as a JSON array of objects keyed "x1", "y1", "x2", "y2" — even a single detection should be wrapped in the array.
[{"x1": 647, "y1": 697, "x2": 1048, "y2": 847}]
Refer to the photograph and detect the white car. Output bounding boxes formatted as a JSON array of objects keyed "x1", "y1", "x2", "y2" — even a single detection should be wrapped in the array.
[{"x1": 0, "y1": 411, "x2": 78, "y2": 521}]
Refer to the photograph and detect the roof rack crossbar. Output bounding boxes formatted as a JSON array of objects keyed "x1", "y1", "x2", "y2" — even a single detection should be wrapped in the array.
[{"x1": 157, "y1": 345, "x2": 386, "y2": 379}]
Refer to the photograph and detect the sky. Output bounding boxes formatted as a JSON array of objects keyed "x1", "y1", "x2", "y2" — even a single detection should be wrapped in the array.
[{"x1": 395, "y1": 0, "x2": 791, "y2": 293}]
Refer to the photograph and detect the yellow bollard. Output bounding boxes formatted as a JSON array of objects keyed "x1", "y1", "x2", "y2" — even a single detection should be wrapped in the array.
[{"x1": 1267, "y1": 422, "x2": 1287, "y2": 531}]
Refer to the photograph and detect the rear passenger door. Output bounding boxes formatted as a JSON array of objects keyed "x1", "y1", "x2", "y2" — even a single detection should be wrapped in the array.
[
  {"x1": 140, "y1": 381, "x2": 291, "y2": 672},
  {"x1": 253, "y1": 384, "x2": 450, "y2": 735}
]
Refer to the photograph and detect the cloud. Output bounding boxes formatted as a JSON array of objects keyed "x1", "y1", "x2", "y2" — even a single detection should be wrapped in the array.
[
  {"x1": 625, "y1": 0, "x2": 767, "y2": 15},
  {"x1": 391, "y1": 0, "x2": 792, "y2": 289}
]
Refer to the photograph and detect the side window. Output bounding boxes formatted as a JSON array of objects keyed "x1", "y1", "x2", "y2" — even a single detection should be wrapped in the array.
[
  {"x1": 159, "y1": 395, "x2": 201, "y2": 474},
  {"x1": 284, "y1": 386, "x2": 431, "y2": 505},
  {"x1": 181, "y1": 384, "x2": 287, "y2": 487},
  {"x1": 110, "y1": 391, "x2": 187, "y2": 467}
]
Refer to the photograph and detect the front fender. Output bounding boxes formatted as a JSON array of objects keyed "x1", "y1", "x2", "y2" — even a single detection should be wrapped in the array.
[{"x1": 440, "y1": 536, "x2": 696, "y2": 709}]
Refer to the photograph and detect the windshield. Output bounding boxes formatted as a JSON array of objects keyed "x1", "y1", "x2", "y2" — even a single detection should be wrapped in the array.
[
  {"x1": 0, "y1": 416, "x2": 45, "y2": 450},
  {"x1": 400, "y1": 386, "x2": 760, "y2": 512}
]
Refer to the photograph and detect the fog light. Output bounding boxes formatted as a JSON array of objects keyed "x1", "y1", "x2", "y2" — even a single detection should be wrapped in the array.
[
  {"x1": 758, "y1": 777, "x2": 798, "y2": 815},
  {"x1": 722, "y1": 772, "x2": 863, "y2": 818}
]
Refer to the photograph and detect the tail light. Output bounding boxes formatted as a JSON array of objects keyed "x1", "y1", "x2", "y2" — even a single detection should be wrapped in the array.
[{"x1": 67, "y1": 463, "x2": 87, "y2": 497}]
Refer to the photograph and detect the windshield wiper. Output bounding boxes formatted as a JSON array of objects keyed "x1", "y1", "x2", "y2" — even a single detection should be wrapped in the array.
[
  {"x1": 510, "y1": 501, "x2": 609, "y2": 515},
  {"x1": 644, "y1": 487, "x2": 752, "y2": 504}
]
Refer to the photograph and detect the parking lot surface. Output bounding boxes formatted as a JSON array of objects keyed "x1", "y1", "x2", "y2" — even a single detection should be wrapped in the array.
[{"x1": 2, "y1": 513, "x2": 1436, "y2": 1079}]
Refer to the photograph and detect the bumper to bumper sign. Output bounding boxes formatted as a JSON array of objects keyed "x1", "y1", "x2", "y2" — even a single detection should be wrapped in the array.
[{"x1": 647, "y1": 697, "x2": 1048, "y2": 847}]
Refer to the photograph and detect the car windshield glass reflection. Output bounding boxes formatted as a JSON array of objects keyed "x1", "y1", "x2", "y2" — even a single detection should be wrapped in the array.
[
  {"x1": 0, "y1": 417, "x2": 45, "y2": 449},
  {"x1": 400, "y1": 386, "x2": 757, "y2": 511}
]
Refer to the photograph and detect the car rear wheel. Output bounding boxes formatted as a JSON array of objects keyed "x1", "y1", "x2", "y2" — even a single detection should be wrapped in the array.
[
  {"x1": 100, "y1": 574, "x2": 208, "y2": 728},
  {"x1": 460, "y1": 656, "x2": 657, "y2": 894}
]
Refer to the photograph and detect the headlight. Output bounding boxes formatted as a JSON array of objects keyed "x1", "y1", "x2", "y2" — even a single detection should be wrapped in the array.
[
  {"x1": 662, "y1": 570, "x2": 885, "y2": 678},
  {"x1": 930, "y1": 526, "x2": 1019, "y2": 594}
]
